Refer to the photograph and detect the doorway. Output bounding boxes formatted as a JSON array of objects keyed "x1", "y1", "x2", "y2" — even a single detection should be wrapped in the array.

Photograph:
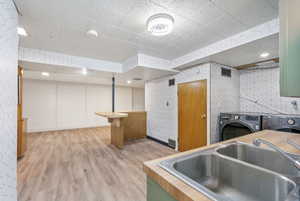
[{"x1": 178, "y1": 80, "x2": 207, "y2": 152}]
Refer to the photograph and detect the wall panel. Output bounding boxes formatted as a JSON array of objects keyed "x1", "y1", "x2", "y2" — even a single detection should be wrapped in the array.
[
  {"x1": 23, "y1": 80, "x2": 57, "y2": 131},
  {"x1": 115, "y1": 87, "x2": 133, "y2": 112},
  {"x1": 23, "y1": 79, "x2": 144, "y2": 132},
  {"x1": 133, "y1": 88, "x2": 146, "y2": 111},
  {"x1": 57, "y1": 83, "x2": 86, "y2": 129},
  {"x1": 86, "y1": 85, "x2": 111, "y2": 127}
]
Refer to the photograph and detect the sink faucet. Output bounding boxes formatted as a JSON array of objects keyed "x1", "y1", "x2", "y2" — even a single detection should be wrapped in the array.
[{"x1": 253, "y1": 138, "x2": 300, "y2": 170}]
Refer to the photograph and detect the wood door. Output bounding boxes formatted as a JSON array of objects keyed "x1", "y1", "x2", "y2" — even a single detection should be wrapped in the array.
[{"x1": 178, "y1": 80, "x2": 207, "y2": 152}]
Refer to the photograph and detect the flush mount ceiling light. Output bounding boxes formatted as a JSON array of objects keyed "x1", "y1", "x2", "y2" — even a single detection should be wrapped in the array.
[
  {"x1": 260, "y1": 52, "x2": 270, "y2": 58},
  {"x1": 86, "y1": 29, "x2": 98, "y2": 37},
  {"x1": 17, "y1": 27, "x2": 28, "y2": 37},
  {"x1": 41, "y1": 72, "x2": 50, "y2": 77},
  {"x1": 127, "y1": 80, "x2": 132, "y2": 84},
  {"x1": 147, "y1": 13, "x2": 174, "y2": 36}
]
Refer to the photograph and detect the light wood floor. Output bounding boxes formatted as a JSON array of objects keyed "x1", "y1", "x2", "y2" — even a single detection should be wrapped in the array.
[{"x1": 18, "y1": 127, "x2": 176, "y2": 201}]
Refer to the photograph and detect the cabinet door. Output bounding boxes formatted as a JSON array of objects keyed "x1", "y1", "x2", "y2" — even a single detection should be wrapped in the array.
[
  {"x1": 147, "y1": 177, "x2": 177, "y2": 201},
  {"x1": 280, "y1": 0, "x2": 300, "y2": 97}
]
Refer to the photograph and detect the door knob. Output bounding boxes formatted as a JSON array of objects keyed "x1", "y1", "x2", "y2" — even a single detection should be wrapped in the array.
[{"x1": 201, "y1": 114, "x2": 206, "y2": 119}]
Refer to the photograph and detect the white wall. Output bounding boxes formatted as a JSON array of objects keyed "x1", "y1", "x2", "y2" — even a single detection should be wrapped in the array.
[
  {"x1": 0, "y1": 1, "x2": 18, "y2": 200},
  {"x1": 145, "y1": 63, "x2": 211, "y2": 146},
  {"x1": 240, "y1": 67, "x2": 300, "y2": 115},
  {"x1": 210, "y1": 63, "x2": 240, "y2": 142},
  {"x1": 145, "y1": 75, "x2": 178, "y2": 144},
  {"x1": 115, "y1": 86, "x2": 133, "y2": 111},
  {"x1": 146, "y1": 64, "x2": 300, "y2": 147},
  {"x1": 133, "y1": 88, "x2": 146, "y2": 111},
  {"x1": 23, "y1": 79, "x2": 145, "y2": 132},
  {"x1": 145, "y1": 63, "x2": 240, "y2": 146}
]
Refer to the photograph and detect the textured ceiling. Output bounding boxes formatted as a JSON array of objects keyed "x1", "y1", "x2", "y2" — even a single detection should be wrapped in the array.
[{"x1": 16, "y1": 0, "x2": 278, "y2": 62}]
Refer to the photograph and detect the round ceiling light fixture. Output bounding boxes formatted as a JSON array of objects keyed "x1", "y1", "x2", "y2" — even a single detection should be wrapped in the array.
[
  {"x1": 82, "y1": 68, "x2": 87, "y2": 75},
  {"x1": 260, "y1": 52, "x2": 270, "y2": 58},
  {"x1": 41, "y1": 72, "x2": 50, "y2": 77},
  {"x1": 86, "y1": 29, "x2": 98, "y2": 37},
  {"x1": 147, "y1": 13, "x2": 174, "y2": 36}
]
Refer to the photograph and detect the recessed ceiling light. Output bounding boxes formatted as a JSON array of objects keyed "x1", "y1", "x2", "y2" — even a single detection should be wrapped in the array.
[
  {"x1": 127, "y1": 80, "x2": 132, "y2": 84},
  {"x1": 260, "y1": 52, "x2": 270, "y2": 58},
  {"x1": 147, "y1": 13, "x2": 174, "y2": 36},
  {"x1": 17, "y1": 27, "x2": 28, "y2": 37},
  {"x1": 86, "y1": 29, "x2": 98, "y2": 37},
  {"x1": 41, "y1": 72, "x2": 50, "y2": 77},
  {"x1": 82, "y1": 68, "x2": 87, "y2": 75}
]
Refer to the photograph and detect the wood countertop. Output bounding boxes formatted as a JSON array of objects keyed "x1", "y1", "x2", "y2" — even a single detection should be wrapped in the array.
[
  {"x1": 143, "y1": 130, "x2": 300, "y2": 201},
  {"x1": 95, "y1": 112, "x2": 128, "y2": 119}
]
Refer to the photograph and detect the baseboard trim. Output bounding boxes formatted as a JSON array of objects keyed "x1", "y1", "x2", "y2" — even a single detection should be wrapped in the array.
[{"x1": 146, "y1": 136, "x2": 174, "y2": 149}]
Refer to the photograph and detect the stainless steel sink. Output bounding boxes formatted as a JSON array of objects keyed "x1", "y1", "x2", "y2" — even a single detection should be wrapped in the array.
[
  {"x1": 160, "y1": 143, "x2": 299, "y2": 201},
  {"x1": 217, "y1": 142, "x2": 300, "y2": 179}
]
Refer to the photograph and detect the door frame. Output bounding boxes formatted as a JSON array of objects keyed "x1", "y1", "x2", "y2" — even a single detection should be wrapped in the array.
[{"x1": 177, "y1": 79, "x2": 209, "y2": 151}]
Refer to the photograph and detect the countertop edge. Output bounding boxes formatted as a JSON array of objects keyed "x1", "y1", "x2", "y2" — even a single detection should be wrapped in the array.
[{"x1": 94, "y1": 112, "x2": 128, "y2": 118}]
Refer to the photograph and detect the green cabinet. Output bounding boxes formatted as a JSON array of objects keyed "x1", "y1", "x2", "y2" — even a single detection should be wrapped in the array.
[
  {"x1": 280, "y1": 0, "x2": 300, "y2": 97},
  {"x1": 147, "y1": 177, "x2": 178, "y2": 201}
]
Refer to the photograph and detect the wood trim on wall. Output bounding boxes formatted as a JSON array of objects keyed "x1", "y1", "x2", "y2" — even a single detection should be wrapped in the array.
[
  {"x1": 17, "y1": 66, "x2": 27, "y2": 158},
  {"x1": 235, "y1": 58, "x2": 279, "y2": 70}
]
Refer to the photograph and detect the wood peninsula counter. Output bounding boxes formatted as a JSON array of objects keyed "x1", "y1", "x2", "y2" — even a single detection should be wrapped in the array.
[
  {"x1": 95, "y1": 111, "x2": 146, "y2": 148},
  {"x1": 143, "y1": 130, "x2": 300, "y2": 201}
]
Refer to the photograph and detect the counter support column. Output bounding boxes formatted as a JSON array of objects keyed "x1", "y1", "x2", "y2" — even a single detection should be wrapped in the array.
[
  {"x1": 112, "y1": 76, "x2": 115, "y2": 112},
  {"x1": 109, "y1": 118, "x2": 124, "y2": 149}
]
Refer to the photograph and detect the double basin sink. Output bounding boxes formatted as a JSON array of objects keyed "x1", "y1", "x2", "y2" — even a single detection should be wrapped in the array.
[{"x1": 160, "y1": 142, "x2": 300, "y2": 201}]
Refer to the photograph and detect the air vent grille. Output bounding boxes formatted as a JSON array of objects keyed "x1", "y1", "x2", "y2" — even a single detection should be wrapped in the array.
[
  {"x1": 221, "y1": 68, "x2": 231, "y2": 77},
  {"x1": 168, "y1": 139, "x2": 176, "y2": 149},
  {"x1": 169, "y1": 78, "x2": 175, "y2": 86},
  {"x1": 133, "y1": 77, "x2": 143, "y2": 81}
]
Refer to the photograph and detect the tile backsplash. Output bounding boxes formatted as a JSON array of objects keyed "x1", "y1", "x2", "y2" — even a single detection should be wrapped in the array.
[{"x1": 240, "y1": 67, "x2": 300, "y2": 115}]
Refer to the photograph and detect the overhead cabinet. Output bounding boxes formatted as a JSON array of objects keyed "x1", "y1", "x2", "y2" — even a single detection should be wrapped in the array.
[{"x1": 280, "y1": 0, "x2": 300, "y2": 97}]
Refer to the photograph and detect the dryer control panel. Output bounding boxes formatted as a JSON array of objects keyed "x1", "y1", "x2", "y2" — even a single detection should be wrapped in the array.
[{"x1": 262, "y1": 115, "x2": 300, "y2": 132}]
